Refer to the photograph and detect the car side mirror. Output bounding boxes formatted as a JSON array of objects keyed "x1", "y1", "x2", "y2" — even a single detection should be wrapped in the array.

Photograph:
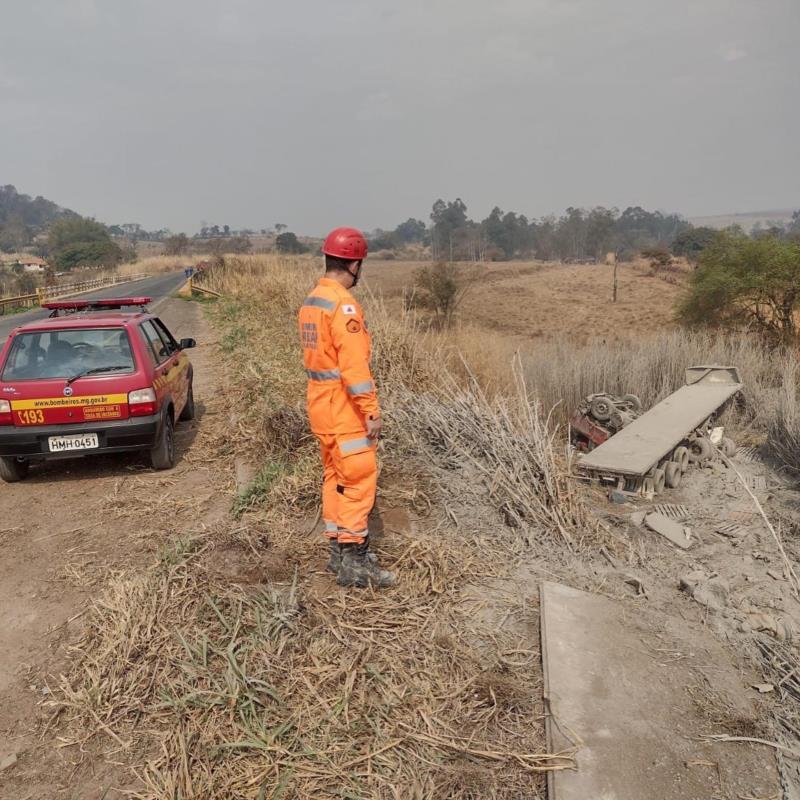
[{"x1": 179, "y1": 338, "x2": 197, "y2": 350}]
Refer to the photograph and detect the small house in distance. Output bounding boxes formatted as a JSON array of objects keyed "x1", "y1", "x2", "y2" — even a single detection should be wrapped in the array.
[{"x1": 18, "y1": 256, "x2": 48, "y2": 273}]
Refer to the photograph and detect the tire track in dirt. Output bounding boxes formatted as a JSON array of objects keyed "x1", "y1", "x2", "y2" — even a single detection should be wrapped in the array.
[{"x1": 0, "y1": 298, "x2": 232, "y2": 799}]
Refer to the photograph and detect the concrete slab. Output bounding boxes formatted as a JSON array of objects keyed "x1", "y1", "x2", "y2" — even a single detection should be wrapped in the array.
[
  {"x1": 579, "y1": 381, "x2": 742, "y2": 476},
  {"x1": 540, "y1": 581, "x2": 780, "y2": 800},
  {"x1": 644, "y1": 512, "x2": 692, "y2": 549}
]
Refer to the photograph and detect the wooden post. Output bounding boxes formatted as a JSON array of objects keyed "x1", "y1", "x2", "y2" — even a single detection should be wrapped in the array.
[{"x1": 607, "y1": 252, "x2": 618, "y2": 303}]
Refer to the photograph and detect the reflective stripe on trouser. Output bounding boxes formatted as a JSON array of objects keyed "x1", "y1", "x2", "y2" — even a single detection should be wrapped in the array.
[
  {"x1": 316, "y1": 432, "x2": 376, "y2": 545},
  {"x1": 324, "y1": 520, "x2": 338, "y2": 540}
]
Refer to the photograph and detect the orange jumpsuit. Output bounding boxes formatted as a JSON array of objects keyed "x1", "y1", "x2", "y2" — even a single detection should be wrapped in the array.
[{"x1": 298, "y1": 278, "x2": 380, "y2": 544}]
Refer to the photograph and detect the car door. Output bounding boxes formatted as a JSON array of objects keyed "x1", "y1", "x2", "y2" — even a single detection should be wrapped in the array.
[
  {"x1": 152, "y1": 318, "x2": 189, "y2": 414},
  {"x1": 139, "y1": 319, "x2": 183, "y2": 417}
]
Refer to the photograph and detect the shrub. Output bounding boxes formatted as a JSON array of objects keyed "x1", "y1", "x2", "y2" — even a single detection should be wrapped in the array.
[
  {"x1": 679, "y1": 232, "x2": 800, "y2": 341},
  {"x1": 408, "y1": 262, "x2": 474, "y2": 328}
]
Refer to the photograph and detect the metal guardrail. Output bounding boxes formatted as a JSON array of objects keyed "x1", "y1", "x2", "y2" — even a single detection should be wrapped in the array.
[{"x1": 0, "y1": 273, "x2": 148, "y2": 316}]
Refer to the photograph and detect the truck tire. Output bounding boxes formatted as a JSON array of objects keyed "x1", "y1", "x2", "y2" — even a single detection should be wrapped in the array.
[
  {"x1": 590, "y1": 396, "x2": 613, "y2": 422},
  {"x1": 672, "y1": 446, "x2": 690, "y2": 472},
  {"x1": 0, "y1": 457, "x2": 28, "y2": 483},
  {"x1": 721, "y1": 437, "x2": 737, "y2": 457},
  {"x1": 664, "y1": 461, "x2": 682, "y2": 488},
  {"x1": 622, "y1": 394, "x2": 642, "y2": 413},
  {"x1": 150, "y1": 412, "x2": 176, "y2": 470},
  {"x1": 652, "y1": 467, "x2": 666, "y2": 494},
  {"x1": 179, "y1": 381, "x2": 195, "y2": 421},
  {"x1": 688, "y1": 437, "x2": 712, "y2": 464}
]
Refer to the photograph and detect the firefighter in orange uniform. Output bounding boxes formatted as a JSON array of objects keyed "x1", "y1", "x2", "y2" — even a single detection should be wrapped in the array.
[{"x1": 298, "y1": 227, "x2": 395, "y2": 588}]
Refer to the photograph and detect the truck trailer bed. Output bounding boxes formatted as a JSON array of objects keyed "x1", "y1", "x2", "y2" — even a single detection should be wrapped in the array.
[{"x1": 578, "y1": 369, "x2": 742, "y2": 477}]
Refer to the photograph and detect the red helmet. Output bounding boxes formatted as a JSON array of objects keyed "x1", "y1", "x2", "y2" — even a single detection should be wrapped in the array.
[{"x1": 322, "y1": 227, "x2": 368, "y2": 261}]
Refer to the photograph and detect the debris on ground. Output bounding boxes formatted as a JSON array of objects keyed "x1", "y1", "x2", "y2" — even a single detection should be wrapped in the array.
[
  {"x1": 680, "y1": 571, "x2": 729, "y2": 612},
  {"x1": 0, "y1": 753, "x2": 18, "y2": 772},
  {"x1": 645, "y1": 512, "x2": 693, "y2": 549}
]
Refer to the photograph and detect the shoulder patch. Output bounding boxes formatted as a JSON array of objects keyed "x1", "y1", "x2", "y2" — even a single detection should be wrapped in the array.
[
  {"x1": 342, "y1": 304, "x2": 357, "y2": 315},
  {"x1": 346, "y1": 319, "x2": 362, "y2": 333}
]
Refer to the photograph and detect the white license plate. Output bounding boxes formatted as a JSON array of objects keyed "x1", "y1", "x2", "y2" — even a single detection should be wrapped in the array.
[{"x1": 48, "y1": 433, "x2": 100, "y2": 452}]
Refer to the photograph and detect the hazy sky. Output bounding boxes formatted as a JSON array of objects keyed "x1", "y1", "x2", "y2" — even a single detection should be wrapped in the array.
[{"x1": 1, "y1": 0, "x2": 798, "y2": 234}]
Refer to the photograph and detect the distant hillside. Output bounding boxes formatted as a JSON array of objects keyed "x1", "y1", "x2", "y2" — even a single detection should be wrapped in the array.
[
  {"x1": 689, "y1": 208, "x2": 796, "y2": 232},
  {"x1": 0, "y1": 184, "x2": 77, "y2": 253}
]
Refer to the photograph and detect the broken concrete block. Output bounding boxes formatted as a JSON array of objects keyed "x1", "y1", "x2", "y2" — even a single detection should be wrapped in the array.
[
  {"x1": 644, "y1": 512, "x2": 692, "y2": 549},
  {"x1": 608, "y1": 489, "x2": 628, "y2": 504},
  {"x1": 630, "y1": 511, "x2": 646, "y2": 527},
  {"x1": 680, "y1": 572, "x2": 729, "y2": 612},
  {"x1": 752, "y1": 683, "x2": 774, "y2": 694},
  {"x1": 0, "y1": 753, "x2": 17, "y2": 772}
]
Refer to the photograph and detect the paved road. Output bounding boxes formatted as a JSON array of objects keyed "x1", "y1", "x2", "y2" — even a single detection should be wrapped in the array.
[{"x1": 0, "y1": 271, "x2": 186, "y2": 341}]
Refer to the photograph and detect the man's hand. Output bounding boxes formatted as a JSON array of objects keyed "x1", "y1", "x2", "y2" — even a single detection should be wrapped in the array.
[{"x1": 366, "y1": 415, "x2": 383, "y2": 440}]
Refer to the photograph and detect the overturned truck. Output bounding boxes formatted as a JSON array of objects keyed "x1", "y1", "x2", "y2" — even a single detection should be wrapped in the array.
[{"x1": 576, "y1": 366, "x2": 743, "y2": 495}]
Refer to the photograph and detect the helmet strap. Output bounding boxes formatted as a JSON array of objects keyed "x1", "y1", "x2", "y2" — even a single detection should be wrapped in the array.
[{"x1": 348, "y1": 260, "x2": 362, "y2": 287}]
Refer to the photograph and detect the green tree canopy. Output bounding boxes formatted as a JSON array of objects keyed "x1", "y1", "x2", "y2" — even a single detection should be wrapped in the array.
[
  {"x1": 275, "y1": 232, "x2": 307, "y2": 254},
  {"x1": 678, "y1": 232, "x2": 800, "y2": 340},
  {"x1": 48, "y1": 217, "x2": 122, "y2": 270},
  {"x1": 671, "y1": 226, "x2": 718, "y2": 261}
]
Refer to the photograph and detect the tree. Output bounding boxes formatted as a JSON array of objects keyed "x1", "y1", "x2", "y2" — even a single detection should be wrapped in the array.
[
  {"x1": 163, "y1": 233, "x2": 190, "y2": 255},
  {"x1": 394, "y1": 218, "x2": 427, "y2": 244},
  {"x1": 48, "y1": 217, "x2": 122, "y2": 270},
  {"x1": 679, "y1": 232, "x2": 800, "y2": 340},
  {"x1": 274, "y1": 223, "x2": 287, "y2": 235},
  {"x1": 671, "y1": 226, "x2": 718, "y2": 262},
  {"x1": 430, "y1": 198, "x2": 468, "y2": 260},
  {"x1": 275, "y1": 232, "x2": 307, "y2": 254},
  {"x1": 788, "y1": 210, "x2": 800, "y2": 239}
]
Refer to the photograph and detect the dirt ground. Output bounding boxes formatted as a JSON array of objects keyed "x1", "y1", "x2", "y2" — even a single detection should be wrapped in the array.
[
  {"x1": 0, "y1": 282, "x2": 796, "y2": 798},
  {"x1": 365, "y1": 257, "x2": 691, "y2": 345},
  {"x1": 0, "y1": 298, "x2": 231, "y2": 799}
]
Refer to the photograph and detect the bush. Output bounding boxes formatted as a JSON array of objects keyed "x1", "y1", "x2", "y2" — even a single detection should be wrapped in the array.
[
  {"x1": 408, "y1": 262, "x2": 474, "y2": 328},
  {"x1": 679, "y1": 232, "x2": 800, "y2": 341},
  {"x1": 275, "y1": 232, "x2": 307, "y2": 254}
]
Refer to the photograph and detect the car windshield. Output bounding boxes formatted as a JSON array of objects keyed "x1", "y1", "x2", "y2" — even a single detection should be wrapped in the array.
[{"x1": 1, "y1": 327, "x2": 136, "y2": 381}]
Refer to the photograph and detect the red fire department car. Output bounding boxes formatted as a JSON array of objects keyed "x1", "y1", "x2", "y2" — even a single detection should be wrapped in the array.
[{"x1": 0, "y1": 297, "x2": 196, "y2": 482}]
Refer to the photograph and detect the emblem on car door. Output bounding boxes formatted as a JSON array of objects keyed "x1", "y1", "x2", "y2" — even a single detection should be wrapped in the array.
[{"x1": 63, "y1": 386, "x2": 73, "y2": 397}]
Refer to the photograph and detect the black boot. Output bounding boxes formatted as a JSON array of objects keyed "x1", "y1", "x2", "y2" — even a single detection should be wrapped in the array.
[
  {"x1": 325, "y1": 539, "x2": 341, "y2": 574},
  {"x1": 337, "y1": 541, "x2": 396, "y2": 588}
]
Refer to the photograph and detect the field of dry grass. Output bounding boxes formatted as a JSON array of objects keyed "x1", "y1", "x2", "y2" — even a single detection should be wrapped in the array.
[{"x1": 365, "y1": 257, "x2": 692, "y2": 345}]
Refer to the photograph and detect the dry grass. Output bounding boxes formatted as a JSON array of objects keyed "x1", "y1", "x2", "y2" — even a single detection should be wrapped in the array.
[
  {"x1": 365, "y1": 257, "x2": 690, "y2": 345},
  {"x1": 53, "y1": 254, "x2": 579, "y2": 799},
  {"x1": 118, "y1": 254, "x2": 208, "y2": 276}
]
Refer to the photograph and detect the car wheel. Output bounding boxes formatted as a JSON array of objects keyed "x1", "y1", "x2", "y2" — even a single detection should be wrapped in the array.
[
  {"x1": 179, "y1": 381, "x2": 195, "y2": 421},
  {"x1": 0, "y1": 457, "x2": 29, "y2": 483},
  {"x1": 150, "y1": 412, "x2": 176, "y2": 470}
]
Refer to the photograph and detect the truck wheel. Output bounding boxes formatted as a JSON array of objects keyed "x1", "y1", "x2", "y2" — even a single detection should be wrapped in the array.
[
  {"x1": 652, "y1": 467, "x2": 666, "y2": 494},
  {"x1": 721, "y1": 437, "x2": 737, "y2": 457},
  {"x1": 0, "y1": 457, "x2": 28, "y2": 483},
  {"x1": 590, "y1": 396, "x2": 613, "y2": 422},
  {"x1": 688, "y1": 437, "x2": 712, "y2": 463},
  {"x1": 622, "y1": 394, "x2": 642, "y2": 413},
  {"x1": 642, "y1": 476, "x2": 656, "y2": 495},
  {"x1": 673, "y1": 446, "x2": 690, "y2": 472},
  {"x1": 150, "y1": 413, "x2": 176, "y2": 470},
  {"x1": 664, "y1": 461, "x2": 682, "y2": 488},
  {"x1": 179, "y1": 382, "x2": 195, "y2": 421}
]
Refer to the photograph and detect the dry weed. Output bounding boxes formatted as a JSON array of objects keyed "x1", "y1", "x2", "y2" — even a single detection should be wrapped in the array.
[{"x1": 54, "y1": 254, "x2": 577, "y2": 798}]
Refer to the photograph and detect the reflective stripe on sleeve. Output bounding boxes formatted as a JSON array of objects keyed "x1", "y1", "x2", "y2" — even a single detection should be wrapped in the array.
[
  {"x1": 340, "y1": 437, "x2": 373, "y2": 454},
  {"x1": 303, "y1": 296, "x2": 337, "y2": 312},
  {"x1": 306, "y1": 368, "x2": 341, "y2": 381},
  {"x1": 324, "y1": 521, "x2": 338, "y2": 533},
  {"x1": 346, "y1": 380, "x2": 374, "y2": 395}
]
